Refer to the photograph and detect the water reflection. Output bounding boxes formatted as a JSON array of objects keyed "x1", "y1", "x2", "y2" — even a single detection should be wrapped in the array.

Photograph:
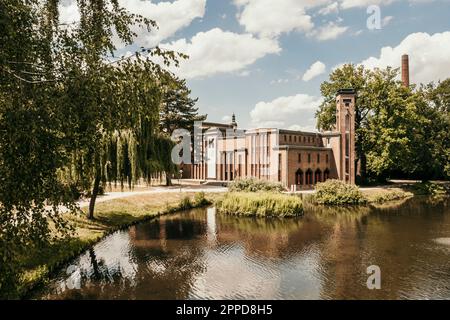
[{"x1": 39, "y1": 196, "x2": 450, "y2": 300}]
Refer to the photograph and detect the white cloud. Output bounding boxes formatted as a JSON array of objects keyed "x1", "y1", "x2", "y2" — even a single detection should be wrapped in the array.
[
  {"x1": 270, "y1": 78, "x2": 290, "y2": 85},
  {"x1": 250, "y1": 94, "x2": 323, "y2": 129},
  {"x1": 119, "y1": 0, "x2": 206, "y2": 46},
  {"x1": 222, "y1": 115, "x2": 232, "y2": 122},
  {"x1": 339, "y1": 0, "x2": 395, "y2": 9},
  {"x1": 58, "y1": 0, "x2": 206, "y2": 46},
  {"x1": 302, "y1": 61, "x2": 326, "y2": 81},
  {"x1": 382, "y1": 15, "x2": 394, "y2": 27},
  {"x1": 233, "y1": 0, "x2": 331, "y2": 38},
  {"x1": 339, "y1": 0, "x2": 434, "y2": 9},
  {"x1": 161, "y1": 28, "x2": 281, "y2": 79},
  {"x1": 58, "y1": 0, "x2": 80, "y2": 25},
  {"x1": 318, "y1": 2, "x2": 340, "y2": 15},
  {"x1": 361, "y1": 31, "x2": 450, "y2": 84},
  {"x1": 309, "y1": 21, "x2": 349, "y2": 41}
]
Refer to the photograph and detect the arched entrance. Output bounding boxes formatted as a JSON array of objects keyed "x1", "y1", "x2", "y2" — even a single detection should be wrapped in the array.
[
  {"x1": 295, "y1": 169, "x2": 303, "y2": 186},
  {"x1": 305, "y1": 169, "x2": 313, "y2": 185},
  {"x1": 324, "y1": 168, "x2": 330, "y2": 181},
  {"x1": 315, "y1": 169, "x2": 322, "y2": 184}
]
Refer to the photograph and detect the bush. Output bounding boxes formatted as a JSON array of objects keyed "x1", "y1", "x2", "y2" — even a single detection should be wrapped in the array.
[
  {"x1": 313, "y1": 179, "x2": 366, "y2": 205},
  {"x1": 193, "y1": 192, "x2": 210, "y2": 206},
  {"x1": 367, "y1": 189, "x2": 412, "y2": 203},
  {"x1": 216, "y1": 192, "x2": 303, "y2": 217},
  {"x1": 410, "y1": 182, "x2": 450, "y2": 195},
  {"x1": 178, "y1": 196, "x2": 193, "y2": 210},
  {"x1": 228, "y1": 178, "x2": 284, "y2": 193}
]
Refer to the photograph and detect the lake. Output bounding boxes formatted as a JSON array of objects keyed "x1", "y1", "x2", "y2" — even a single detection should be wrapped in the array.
[{"x1": 38, "y1": 196, "x2": 450, "y2": 300}]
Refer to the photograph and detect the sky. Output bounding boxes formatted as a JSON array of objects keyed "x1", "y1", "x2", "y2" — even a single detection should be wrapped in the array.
[{"x1": 59, "y1": 0, "x2": 450, "y2": 131}]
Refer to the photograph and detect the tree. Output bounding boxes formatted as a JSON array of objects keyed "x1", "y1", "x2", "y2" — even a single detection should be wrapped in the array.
[
  {"x1": 160, "y1": 76, "x2": 206, "y2": 135},
  {"x1": 0, "y1": 0, "x2": 181, "y2": 296},
  {"x1": 0, "y1": 0, "x2": 77, "y2": 296},
  {"x1": 315, "y1": 64, "x2": 448, "y2": 182}
]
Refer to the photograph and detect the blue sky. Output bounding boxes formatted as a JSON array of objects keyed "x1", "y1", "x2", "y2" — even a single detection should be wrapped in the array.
[{"x1": 61, "y1": 0, "x2": 450, "y2": 131}]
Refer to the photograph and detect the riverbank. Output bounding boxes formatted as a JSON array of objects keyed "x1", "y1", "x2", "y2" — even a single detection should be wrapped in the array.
[{"x1": 18, "y1": 191, "x2": 223, "y2": 299}]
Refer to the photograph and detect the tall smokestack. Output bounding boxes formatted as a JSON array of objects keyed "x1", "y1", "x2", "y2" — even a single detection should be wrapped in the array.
[{"x1": 401, "y1": 54, "x2": 410, "y2": 87}]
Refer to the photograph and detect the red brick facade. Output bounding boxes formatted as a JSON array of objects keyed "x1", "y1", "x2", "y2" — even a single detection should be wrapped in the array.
[{"x1": 188, "y1": 89, "x2": 356, "y2": 189}]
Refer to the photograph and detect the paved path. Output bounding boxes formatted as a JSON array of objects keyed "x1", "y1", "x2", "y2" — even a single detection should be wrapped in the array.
[{"x1": 76, "y1": 185, "x2": 228, "y2": 209}]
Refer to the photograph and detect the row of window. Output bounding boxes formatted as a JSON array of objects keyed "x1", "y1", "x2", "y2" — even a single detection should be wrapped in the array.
[
  {"x1": 283, "y1": 134, "x2": 319, "y2": 144},
  {"x1": 298, "y1": 153, "x2": 329, "y2": 164}
]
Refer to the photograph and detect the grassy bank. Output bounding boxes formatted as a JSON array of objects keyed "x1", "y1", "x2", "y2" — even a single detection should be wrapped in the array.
[
  {"x1": 216, "y1": 192, "x2": 303, "y2": 218},
  {"x1": 18, "y1": 191, "x2": 221, "y2": 299},
  {"x1": 309, "y1": 180, "x2": 416, "y2": 206},
  {"x1": 363, "y1": 188, "x2": 413, "y2": 204}
]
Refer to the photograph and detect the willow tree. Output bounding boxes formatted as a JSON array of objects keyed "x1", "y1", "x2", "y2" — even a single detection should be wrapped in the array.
[
  {"x1": 0, "y1": 0, "x2": 180, "y2": 296},
  {"x1": 51, "y1": 2, "x2": 183, "y2": 219}
]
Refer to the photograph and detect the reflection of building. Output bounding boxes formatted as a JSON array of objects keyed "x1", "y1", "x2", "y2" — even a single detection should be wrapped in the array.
[{"x1": 188, "y1": 89, "x2": 356, "y2": 189}]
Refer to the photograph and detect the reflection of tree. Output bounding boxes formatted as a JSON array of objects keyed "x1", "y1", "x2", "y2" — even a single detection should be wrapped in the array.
[
  {"x1": 316, "y1": 196, "x2": 450, "y2": 299},
  {"x1": 42, "y1": 197, "x2": 450, "y2": 300},
  {"x1": 215, "y1": 214, "x2": 329, "y2": 260}
]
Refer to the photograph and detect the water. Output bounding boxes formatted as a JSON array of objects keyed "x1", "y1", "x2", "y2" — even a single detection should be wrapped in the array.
[{"x1": 38, "y1": 196, "x2": 450, "y2": 300}]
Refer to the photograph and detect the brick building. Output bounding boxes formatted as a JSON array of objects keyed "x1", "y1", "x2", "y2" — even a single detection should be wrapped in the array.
[{"x1": 187, "y1": 89, "x2": 356, "y2": 190}]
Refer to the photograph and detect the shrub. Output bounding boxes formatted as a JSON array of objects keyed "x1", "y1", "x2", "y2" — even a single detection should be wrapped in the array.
[
  {"x1": 178, "y1": 196, "x2": 193, "y2": 210},
  {"x1": 313, "y1": 179, "x2": 366, "y2": 205},
  {"x1": 228, "y1": 178, "x2": 284, "y2": 193},
  {"x1": 367, "y1": 189, "x2": 413, "y2": 204},
  {"x1": 410, "y1": 182, "x2": 450, "y2": 195},
  {"x1": 193, "y1": 192, "x2": 210, "y2": 206},
  {"x1": 216, "y1": 192, "x2": 303, "y2": 217}
]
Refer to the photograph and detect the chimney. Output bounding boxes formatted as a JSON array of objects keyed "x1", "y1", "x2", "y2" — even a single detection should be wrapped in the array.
[{"x1": 401, "y1": 54, "x2": 410, "y2": 87}]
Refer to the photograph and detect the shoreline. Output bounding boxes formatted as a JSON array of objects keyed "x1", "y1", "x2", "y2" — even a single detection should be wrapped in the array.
[{"x1": 19, "y1": 181, "x2": 450, "y2": 299}]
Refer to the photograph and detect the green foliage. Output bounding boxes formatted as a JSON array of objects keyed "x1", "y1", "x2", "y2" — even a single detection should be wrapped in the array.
[
  {"x1": 367, "y1": 190, "x2": 413, "y2": 204},
  {"x1": 193, "y1": 192, "x2": 210, "y2": 207},
  {"x1": 0, "y1": 0, "x2": 182, "y2": 297},
  {"x1": 216, "y1": 192, "x2": 303, "y2": 217},
  {"x1": 315, "y1": 64, "x2": 450, "y2": 182},
  {"x1": 179, "y1": 196, "x2": 193, "y2": 210},
  {"x1": 228, "y1": 178, "x2": 284, "y2": 193},
  {"x1": 313, "y1": 180, "x2": 367, "y2": 205},
  {"x1": 409, "y1": 182, "x2": 450, "y2": 195},
  {"x1": 160, "y1": 76, "x2": 207, "y2": 135}
]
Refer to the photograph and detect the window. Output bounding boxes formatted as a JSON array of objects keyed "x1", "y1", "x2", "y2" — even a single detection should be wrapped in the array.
[
  {"x1": 289, "y1": 135, "x2": 292, "y2": 142},
  {"x1": 303, "y1": 136, "x2": 306, "y2": 143},
  {"x1": 308, "y1": 137, "x2": 310, "y2": 143},
  {"x1": 294, "y1": 136, "x2": 297, "y2": 142},
  {"x1": 326, "y1": 154, "x2": 329, "y2": 163},
  {"x1": 308, "y1": 154, "x2": 311, "y2": 163},
  {"x1": 284, "y1": 135, "x2": 287, "y2": 142},
  {"x1": 298, "y1": 153, "x2": 301, "y2": 163},
  {"x1": 278, "y1": 154, "x2": 282, "y2": 182},
  {"x1": 317, "y1": 154, "x2": 320, "y2": 163}
]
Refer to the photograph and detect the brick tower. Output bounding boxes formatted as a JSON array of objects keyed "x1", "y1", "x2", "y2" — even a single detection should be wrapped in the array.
[
  {"x1": 402, "y1": 54, "x2": 410, "y2": 87},
  {"x1": 336, "y1": 89, "x2": 356, "y2": 184}
]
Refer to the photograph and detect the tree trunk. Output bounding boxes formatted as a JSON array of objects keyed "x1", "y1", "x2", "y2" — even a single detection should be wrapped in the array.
[
  {"x1": 88, "y1": 173, "x2": 101, "y2": 220},
  {"x1": 166, "y1": 172, "x2": 173, "y2": 186}
]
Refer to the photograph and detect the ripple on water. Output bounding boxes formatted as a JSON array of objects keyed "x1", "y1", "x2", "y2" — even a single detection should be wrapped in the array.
[{"x1": 434, "y1": 238, "x2": 450, "y2": 246}]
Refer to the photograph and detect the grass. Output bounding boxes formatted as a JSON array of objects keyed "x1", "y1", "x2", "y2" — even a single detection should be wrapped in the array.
[
  {"x1": 17, "y1": 191, "x2": 220, "y2": 298},
  {"x1": 216, "y1": 192, "x2": 303, "y2": 218},
  {"x1": 363, "y1": 188, "x2": 413, "y2": 204}
]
